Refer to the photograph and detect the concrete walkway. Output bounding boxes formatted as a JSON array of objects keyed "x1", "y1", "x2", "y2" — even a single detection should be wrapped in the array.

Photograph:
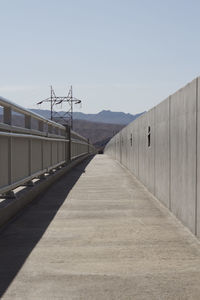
[{"x1": 1, "y1": 155, "x2": 200, "y2": 299}]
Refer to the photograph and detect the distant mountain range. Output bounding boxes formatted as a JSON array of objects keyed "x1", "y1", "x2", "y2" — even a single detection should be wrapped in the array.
[
  {"x1": 30, "y1": 109, "x2": 144, "y2": 125},
  {"x1": 0, "y1": 108, "x2": 144, "y2": 149}
]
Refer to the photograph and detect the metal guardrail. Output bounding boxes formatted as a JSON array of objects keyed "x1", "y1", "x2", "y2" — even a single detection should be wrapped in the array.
[{"x1": 0, "y1": 96, "x2": 96, "y2": 196}]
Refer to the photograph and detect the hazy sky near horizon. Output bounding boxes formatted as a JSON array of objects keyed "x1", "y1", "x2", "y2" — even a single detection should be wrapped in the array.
[{"x1": 0, "y1": 0, "x2": 200, "y2": 114}]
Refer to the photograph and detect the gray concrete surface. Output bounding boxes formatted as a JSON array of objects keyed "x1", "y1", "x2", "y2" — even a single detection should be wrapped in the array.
[
  {"x1": 155, "y1": 97, "x2": 170, "y2": 208},
  {"x1": 0, "y1": 154, "x2": 91, "y2": 228},
  {"x1": 170, "y1": 79, "x2": 197, "y2": 234},
  {"x1": 104, "y1": 77, "x2": 200, "y2": 238},
  {"x1": 1, "y1": 155, "x2": 200, "y2": 299}
]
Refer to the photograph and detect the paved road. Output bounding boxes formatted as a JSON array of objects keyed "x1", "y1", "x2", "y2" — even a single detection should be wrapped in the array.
[{"x1": 1, "y1": 155, "x2": 200, "y2": 299}]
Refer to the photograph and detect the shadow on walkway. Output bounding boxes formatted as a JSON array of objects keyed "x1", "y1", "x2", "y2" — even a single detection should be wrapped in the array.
[{"x1": 0, "y1": 156, "x2": 94, "y2": 297}]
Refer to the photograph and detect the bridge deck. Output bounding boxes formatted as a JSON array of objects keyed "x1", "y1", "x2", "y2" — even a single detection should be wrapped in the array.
[{"x1": 1, "y1": 155, "x2": 200, "y2": 299}]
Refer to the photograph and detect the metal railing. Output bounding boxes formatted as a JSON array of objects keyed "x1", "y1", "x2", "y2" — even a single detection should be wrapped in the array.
[{"x1": 0, "y1": 96, "x2": 96, "y2": 196}]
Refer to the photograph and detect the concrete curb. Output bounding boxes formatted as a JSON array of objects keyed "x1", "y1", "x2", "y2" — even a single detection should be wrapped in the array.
[{"x1": 0, "y1": 154, "x2": 93, "y2": 228}]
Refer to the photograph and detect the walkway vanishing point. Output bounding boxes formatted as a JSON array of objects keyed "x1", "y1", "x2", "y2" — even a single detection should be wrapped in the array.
[{"x1": 1, "y1": 155, "x2": 200, "y2": 299}]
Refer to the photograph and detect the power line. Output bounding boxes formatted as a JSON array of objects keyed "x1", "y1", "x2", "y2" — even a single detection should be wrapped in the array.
[{"x1": 37, "y1": 85, "x2": 82, "y2": 129}]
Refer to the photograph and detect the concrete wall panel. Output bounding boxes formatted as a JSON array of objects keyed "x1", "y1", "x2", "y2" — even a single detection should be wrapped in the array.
[
  {"x1": 104, "y1": 77, "x2": 200, "y2": 238},
  {"x1": 155, "y1": 98, "x2": 170, "y2": 207},
  {"x1": 170, "y1": 79, "x2": 196, "y2": 234},
  {"x1": 196, "y1": 77, "x2": 200, "y2": 237},
  {"x1": 146, "y1": 108, "x2": 155, "y2": 194},
  {"x1": 138, "y1": 114, "x2": 147, "y2": 187},
  {"x1": 132, "y1": 120, "x2": 139, "y2": 176},
  {"x1": 129, "y1": 120, "x2": 139, "y2": 176}
]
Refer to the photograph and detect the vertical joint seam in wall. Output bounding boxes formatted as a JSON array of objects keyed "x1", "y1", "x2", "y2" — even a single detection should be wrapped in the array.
[
  {"x1": 8, "y1": 136, "x2": 12, "y2": 185},
  {"x1": 195, "y1": 78, "x2": 198, "y2": 236},
  {"x1": 138, "y1": 121, "x2": 139, "y2": 178},
  {"x1": 169, "y1": 96, "x2": 172, "y2": 211},
  {"x1": 154, "y1": 108, "x2": 156, "y2": 195}
]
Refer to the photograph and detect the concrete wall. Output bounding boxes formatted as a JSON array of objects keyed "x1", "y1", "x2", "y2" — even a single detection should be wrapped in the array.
[{"x1": 104, "y1": 77, "x2": 200, "y2": 238}]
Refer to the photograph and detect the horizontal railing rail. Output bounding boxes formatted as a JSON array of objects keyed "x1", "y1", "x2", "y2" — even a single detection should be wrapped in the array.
[
  {"x1": 0, "y1": 96, "x2": 96, "y2": 196},
  {"x1": 0, "y1": 96, "x2": 64, "y2": 128}
]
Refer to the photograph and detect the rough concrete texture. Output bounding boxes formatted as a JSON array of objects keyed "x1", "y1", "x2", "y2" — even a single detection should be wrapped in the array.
[
  {"x1": 170, "y1": 79, "x2": 197, "y2": 234},
  {"x1": 197, "y1": 77, "x2": 200, "y2": 237},
  {"x1": 1, "y1": 155, "x2": 200, "y2": 299},
  {"x1": 105, "y1": 77, "x2": 199, "y2": 237},
  {"x1": 155, "y1": 97, "x2": 170, "y2": 208},
  {"x1": 0, "y1": 154, "x2": 90, "y2": 228}
]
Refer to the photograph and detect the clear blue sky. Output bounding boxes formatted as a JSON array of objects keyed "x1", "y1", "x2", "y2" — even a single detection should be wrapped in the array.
[{"x1": 0, "y1": 0, "x2": 200, "y2": 114}]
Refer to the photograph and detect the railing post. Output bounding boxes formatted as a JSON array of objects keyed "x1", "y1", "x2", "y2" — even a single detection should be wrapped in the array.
[
  {"x1": 88, "y1": 138, "x2": 90, "y2": 154},
  {"x1": 39, "y1": 120, "x2": 44, "y2": 132},
  {"x1": 48, "y1": 124, "x2": 52, "y2": 134},
  {"x1": 8, "y1": 135, "x2": 12, "y2": 185},
  {"x1": 68, "y1": 126, "x2": 71, "y2": 162},
  {"x1": 25, "y1": 115, "x2": 31, "y2": 129},
  {"x1": 25, "y1": 116, "x2": 33, "y2": 186},
  {"x1": 4, "y1": 107, "x2": 12, "y2": 125},
  {"x1": 64, "y1": 125, "x2": 71, "y2": 163},
  {"x1": 54, "y1": 127, "x2": 58, "y2": 135},
  {"x1": 28, "y1": 138, "x2": 32, "y2": 177}
]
